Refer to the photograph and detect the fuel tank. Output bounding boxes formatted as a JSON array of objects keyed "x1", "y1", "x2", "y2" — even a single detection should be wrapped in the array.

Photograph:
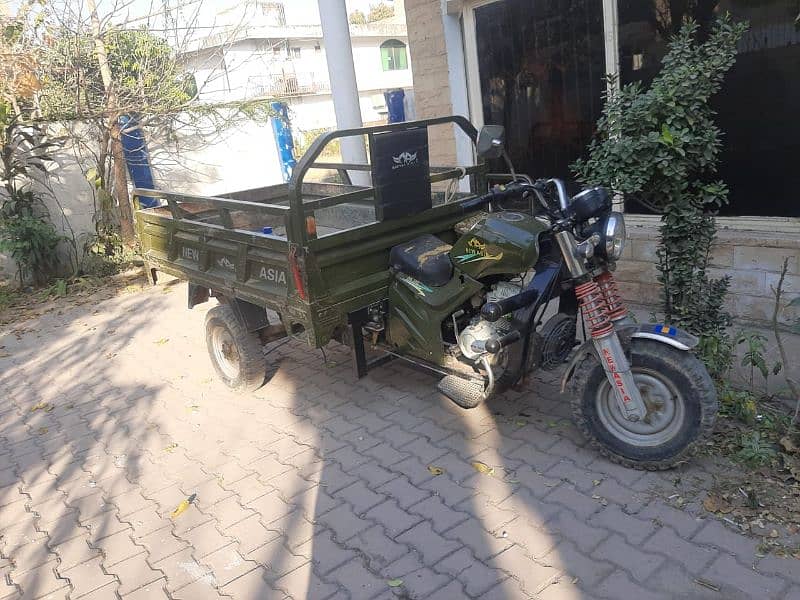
[{"x1": 449, "y1": 211, "x2": 549, "y2": 279}]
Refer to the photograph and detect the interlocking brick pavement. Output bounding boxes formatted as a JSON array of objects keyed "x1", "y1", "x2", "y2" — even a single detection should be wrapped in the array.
[{"x1": 1, "y1": 279, "x2": 796, "y2": 599}]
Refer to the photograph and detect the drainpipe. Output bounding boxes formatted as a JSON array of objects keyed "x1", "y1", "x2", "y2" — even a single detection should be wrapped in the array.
[{"x1": 318, "y1": 0, "x2": 370, "y2": 186}]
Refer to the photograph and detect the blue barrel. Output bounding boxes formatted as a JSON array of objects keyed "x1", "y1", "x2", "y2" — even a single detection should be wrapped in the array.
[{"x1": 384, "y1": 89, "x2": 406, "y2": 123}]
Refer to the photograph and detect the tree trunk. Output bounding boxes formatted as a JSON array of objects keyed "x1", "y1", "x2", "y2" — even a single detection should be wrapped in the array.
[
  {"x1": 110, "y1": 122, "x2": 134, "y2": 242},
  {"x1": 87, "y1": 0, "x2": 135, "y2": 244}
]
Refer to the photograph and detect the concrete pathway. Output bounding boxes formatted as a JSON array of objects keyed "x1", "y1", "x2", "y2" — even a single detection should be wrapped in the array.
[{"x1": 0, "y1": 280, "x2": 797, "y2": 599}]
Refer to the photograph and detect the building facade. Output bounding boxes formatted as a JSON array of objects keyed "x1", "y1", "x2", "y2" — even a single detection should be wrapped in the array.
[
  {"x1": 404, "y1": 0, "x2": 799, "y2": 330},
  {"x1": 180, "y1": 1, "x2": 414, "y2": 140}
]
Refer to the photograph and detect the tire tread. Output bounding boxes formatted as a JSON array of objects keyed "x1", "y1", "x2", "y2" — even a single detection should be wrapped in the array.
[
  {"x1": 205, "y1": 304, "x2": 266, "y2": 391},
  {"x1": 569, "y1": 339, "x2": 717, "y2": 470}
]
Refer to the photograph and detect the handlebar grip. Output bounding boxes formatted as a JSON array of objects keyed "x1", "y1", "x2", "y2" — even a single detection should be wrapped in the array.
[
  {"x1": 481, "y1": 288, "x2": 540, "y2": 322},
  {"x1": 485, "y1": 330, "x2": 522, "y2": 354}
]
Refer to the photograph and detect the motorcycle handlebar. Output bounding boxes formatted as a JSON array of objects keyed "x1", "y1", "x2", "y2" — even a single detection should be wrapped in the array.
[
  {"x1": 458, "y1": 178, "x2": 569, "y2": 216},
  {"x1": 459, "y1": 182, "x2": 525, "y2": 213}
]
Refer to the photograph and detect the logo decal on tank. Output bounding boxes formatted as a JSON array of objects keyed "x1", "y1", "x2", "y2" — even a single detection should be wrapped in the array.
[
  {"x1": 396, "y1": 272, "x2": 432, "y2": 296},
  {"x1": 455, "y1": 238, "x2": 503, "y2": 263}
]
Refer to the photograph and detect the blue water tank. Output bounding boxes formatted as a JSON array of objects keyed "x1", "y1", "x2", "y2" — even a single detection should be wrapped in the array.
[{"x1": 384, "y1": 89, "x2": 406, "y2": 124}]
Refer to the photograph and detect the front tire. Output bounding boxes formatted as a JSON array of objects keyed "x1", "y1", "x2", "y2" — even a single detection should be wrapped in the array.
[
  {"x1": 570, "y1": 339, "x2": 717, "y2": 470},
  {"x1": 205, "y1": 305, "x2": 267, "y2": 391}
]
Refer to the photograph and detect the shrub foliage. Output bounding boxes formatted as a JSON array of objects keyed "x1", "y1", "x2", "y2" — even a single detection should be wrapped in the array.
[{"x1": 573, "y1": 17, "x2": 747, "y2": 354}]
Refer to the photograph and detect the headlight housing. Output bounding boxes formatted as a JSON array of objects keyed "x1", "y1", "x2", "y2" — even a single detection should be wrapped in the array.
[
  {"x1": 568, "y1": 187, "x2": 611, "y2": 222},
  {"x1": 600, "y1": 212, "x2": 626, "y2": 260}
]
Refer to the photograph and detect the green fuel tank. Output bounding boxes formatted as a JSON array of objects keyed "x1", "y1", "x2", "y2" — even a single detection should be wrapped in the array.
[{"x1": 449, "y1": 211, "x2": 549, "y2": 279}]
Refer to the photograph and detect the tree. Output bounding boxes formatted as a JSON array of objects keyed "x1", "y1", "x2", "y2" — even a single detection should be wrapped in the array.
[
  {"x1": 573, "y1": 17, "x2": 747, "y2": 370},
  {"x1": 349, "y1": 9, "x2": 367, "y2": 25},
  {"x1": 4, "y1": 0, "x2": 275, "y2": 270},
  {"x1": 36, "y1": 2, "x2": 196, "y2": 245},
  {"x1": 367, "y1": 2, "x2": 394, "y2": 22}
]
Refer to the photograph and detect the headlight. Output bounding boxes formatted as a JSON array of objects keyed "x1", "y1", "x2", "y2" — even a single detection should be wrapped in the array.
[
  {"x1": 569, "y1": 187, "x2": 611, "y2": 221},
  {"x1": 601, "y1": 212, "x2": 626, "y2": 260}
]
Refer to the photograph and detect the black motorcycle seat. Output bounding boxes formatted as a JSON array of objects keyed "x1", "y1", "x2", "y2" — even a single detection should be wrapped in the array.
[{"x1": 389, "y1": 234, "x2": 453, "y2": 288}]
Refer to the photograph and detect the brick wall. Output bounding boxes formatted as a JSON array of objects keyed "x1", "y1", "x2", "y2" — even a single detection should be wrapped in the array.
[
  {"x1": 617, "y1": 217, "x2": 800, "y2": 394},
  {"x1": 404, "y1": 0, "x2": 457, "y2": 166},
  {"x1": 616, "y1": 218, "x2": 800, "y2": 326}
]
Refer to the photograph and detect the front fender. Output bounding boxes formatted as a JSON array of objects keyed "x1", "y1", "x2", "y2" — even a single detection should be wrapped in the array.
[
  {"x1": 559, "y1": 322, "x2": 698, "y2": 393},
  {"x1": 621, "y1": 323, "x2": 699, "y2": 351}
]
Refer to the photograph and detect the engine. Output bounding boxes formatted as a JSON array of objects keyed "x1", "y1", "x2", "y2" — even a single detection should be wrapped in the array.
[{"x1": 457, "y1": 282, "x2": 519, "y2": 361}]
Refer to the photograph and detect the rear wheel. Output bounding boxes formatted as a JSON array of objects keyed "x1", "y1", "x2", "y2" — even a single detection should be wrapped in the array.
[
  {"x1": 205, "y1": 305, "x2": 266, "y2": 391},
  {"x1": 570, "y1": 339, "x2": 717, "y2": 469}
]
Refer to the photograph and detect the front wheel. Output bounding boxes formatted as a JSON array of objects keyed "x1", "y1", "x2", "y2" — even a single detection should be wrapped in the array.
[
  {"x1": 205, "y1": 304, "x2": 267, "y2": 391},
  {"x1": 570, "y1": 339, "x2": 717, "y2": 470}
]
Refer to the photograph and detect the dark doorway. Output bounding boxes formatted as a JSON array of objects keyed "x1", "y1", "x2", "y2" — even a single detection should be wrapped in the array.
[{"x1": 474, "y1": 0, "x2": 606, "y2": 182}]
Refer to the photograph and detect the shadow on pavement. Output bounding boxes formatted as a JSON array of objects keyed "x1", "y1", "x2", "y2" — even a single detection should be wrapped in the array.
[
  {"x1": 0, "y1": 286, "x2": 170, "y2": 599},
  {"x1": 3, "y1": 283, "x2": 784, "y2": 599}
]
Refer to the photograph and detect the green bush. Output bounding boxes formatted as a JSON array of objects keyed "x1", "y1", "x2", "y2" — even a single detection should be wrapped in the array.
[
  {"x1": 573, "y1": 17, "x2": 747, "y2": 369},
  {"x1": 0, "y1": 213, "x2": 62, "y2": 285}
]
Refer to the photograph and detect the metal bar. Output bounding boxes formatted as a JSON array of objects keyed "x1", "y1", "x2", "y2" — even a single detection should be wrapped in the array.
[
  {"x1": 134, "y1": 188, "x2": 290, "y2": 216},
  {"x1": 310, "y1": 161, "x2": 372, "y2": 171},
  {"x1": 350, "y1": 323, "x2": 368, "y2": 379},
  {"x1": 303, "y1": 166, "x2": 485, "y2": 213},
  {"x1": 302, "y1": 188, "x2": 374, "y2": 212},
  {"x1": 218, "y1": 208, "x2": 234, "y2": 229},
  {"x1": 366, "y1": 353, "x2": 395, "y2": 371},
  {"x1": 288, "y1": 116, "x2": 481, "y2": 245},
  {"x1": 430, "y1": 165, "x2": 484, "y2": 184}
]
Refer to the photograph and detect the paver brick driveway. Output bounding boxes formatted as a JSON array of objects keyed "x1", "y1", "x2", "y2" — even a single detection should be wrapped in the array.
[{"x1": 1, "y1": 279, "x2": 798, "y2": 599}]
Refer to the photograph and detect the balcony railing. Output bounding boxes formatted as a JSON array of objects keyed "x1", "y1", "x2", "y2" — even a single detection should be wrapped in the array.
[{"x1": 247, "y1": 72, "x2": 331, "y2": 97}]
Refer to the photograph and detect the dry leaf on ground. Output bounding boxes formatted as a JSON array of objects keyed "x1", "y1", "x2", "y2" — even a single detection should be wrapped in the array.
[
  {"x1": 779, "y1": 436, "x2": 798, "y2": 454},
  {"x1": 703, "y1": 493, "x2": 733, "y2": 514},
  {"x1": 171, "y1": 493, "x2": 197, "y2": 519},
  {"x1": 472, "y1": 461, "x2": 495, "y2": 476}
]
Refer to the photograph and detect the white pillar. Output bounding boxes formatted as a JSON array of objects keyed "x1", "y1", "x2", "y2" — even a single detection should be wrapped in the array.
[
  {"x1": 318, "y1": 0, "x2": 369, "y2": 186},
  {"x1": 602, "y1": 0, "x2": 620, "y2": 93}
]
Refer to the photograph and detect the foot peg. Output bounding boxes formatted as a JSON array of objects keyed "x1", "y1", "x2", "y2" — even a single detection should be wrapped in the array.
[{"x1": 437, "y1": 375, "x2": 485, "y2": 409}]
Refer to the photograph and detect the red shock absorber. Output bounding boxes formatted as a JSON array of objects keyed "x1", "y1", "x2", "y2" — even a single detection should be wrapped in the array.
[
  {"x1": 595, "y1": 272, "x2": 628, "y2": 321},
  {"x1": 575, "y1": 280, "x2": 614, "y2": 338}
]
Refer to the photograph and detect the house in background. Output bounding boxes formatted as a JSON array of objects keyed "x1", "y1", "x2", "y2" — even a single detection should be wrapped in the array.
[
  {"x1": 180, "y1": 0, "x2": 414, "y2": 140},
  {"x1": 403, "y1": 0, "x2": 799, "y2": 330}
]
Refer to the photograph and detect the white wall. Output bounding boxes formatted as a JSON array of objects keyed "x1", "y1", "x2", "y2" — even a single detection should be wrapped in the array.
[
  {"x1": 352, "y1": 36, "x2": 413, "y2": 91},
  {"x1": 147, "y1": 116, "x2": 284, "y2": 196},
  {"x1": 287, "y1": 91, "x2": 396, "y2": 132}
]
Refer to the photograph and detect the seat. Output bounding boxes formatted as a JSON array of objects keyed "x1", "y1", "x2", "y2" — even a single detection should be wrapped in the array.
[{"x1": 389, "y1": 234, "x2": 453, "y2": 288}]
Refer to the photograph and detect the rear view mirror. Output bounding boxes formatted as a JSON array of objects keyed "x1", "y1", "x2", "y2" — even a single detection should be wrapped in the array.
[{"x1": 476, "y1": 125, "x2": 506, "y2": 159}]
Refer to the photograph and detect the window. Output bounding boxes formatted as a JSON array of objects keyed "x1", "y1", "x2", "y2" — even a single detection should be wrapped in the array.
[
  {"x1": 290, "y1": 47, "x2": 301, "y2": 58},
  {"x1": 380, "y1": 39, "x2": 408, "y2": 71},
  {"x1": 618, "y1": 0, "x2": 800, "y2": 217},
  {"x1": 474, "y1": 0, "x2": 605, "y2": 181}
]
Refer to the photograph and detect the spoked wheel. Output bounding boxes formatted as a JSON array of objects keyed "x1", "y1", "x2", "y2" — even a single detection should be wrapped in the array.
[
  {"x1": 570, "y1": 339, "x2": 717, "y2": 470},
  {"x1": 205, "y1": 305, "x2": 267, "y2": 391}
]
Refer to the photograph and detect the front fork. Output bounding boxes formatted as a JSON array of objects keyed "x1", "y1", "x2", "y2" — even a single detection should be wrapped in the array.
[{"x1": 556, "y1": 232, "x2": 647, "y2": 421}]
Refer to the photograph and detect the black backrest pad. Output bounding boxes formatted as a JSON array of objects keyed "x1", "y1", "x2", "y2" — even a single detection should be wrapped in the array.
[{"x1": 370, "y1": 127, "x2": 432, "y2": 221}]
